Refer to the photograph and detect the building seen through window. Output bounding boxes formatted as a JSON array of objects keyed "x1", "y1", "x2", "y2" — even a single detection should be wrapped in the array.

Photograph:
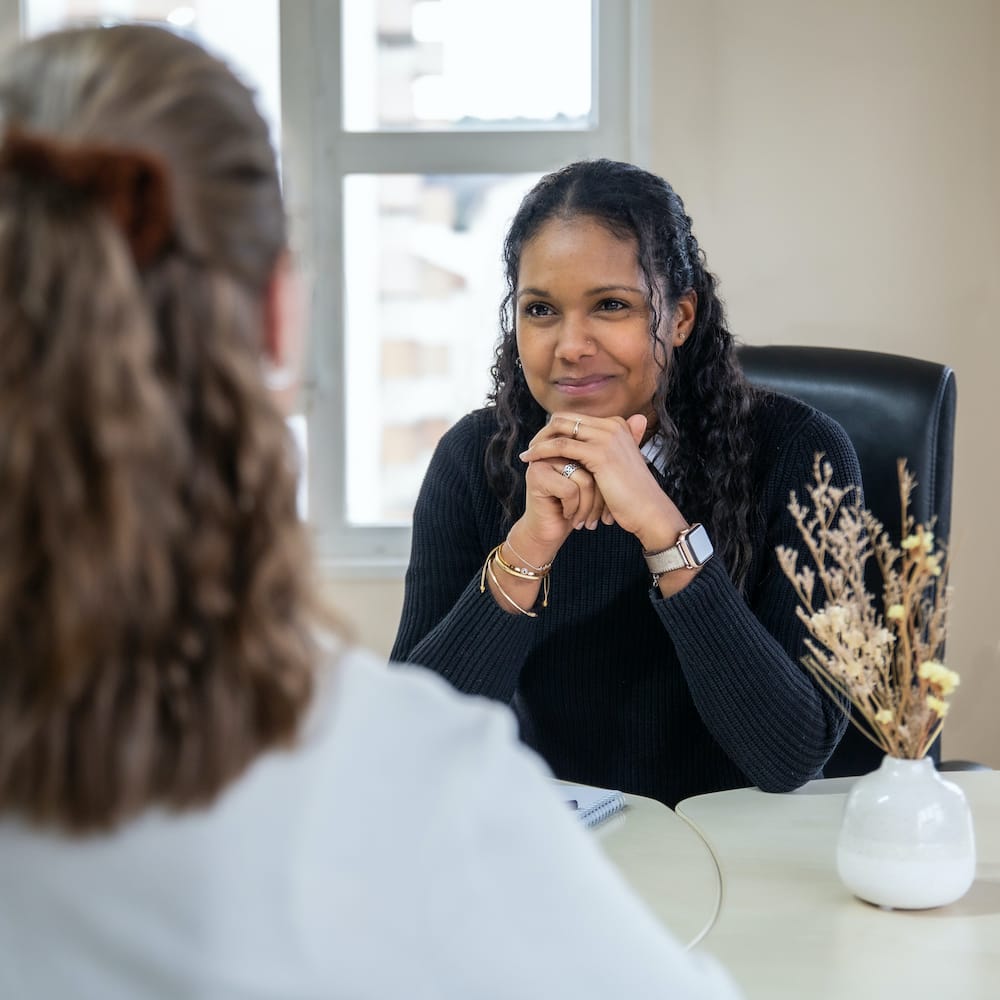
[
  {"x1": 341, "y1": 0, "x2": 592, "y2": 527},
  {"x1": 18, "y1": 0, "x2": 638, "y2": 560}
]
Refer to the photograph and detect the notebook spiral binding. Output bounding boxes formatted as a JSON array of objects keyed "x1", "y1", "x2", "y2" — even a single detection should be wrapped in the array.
[{"x1": 577, "y1": 791, "x2": 626, "y2": 829}]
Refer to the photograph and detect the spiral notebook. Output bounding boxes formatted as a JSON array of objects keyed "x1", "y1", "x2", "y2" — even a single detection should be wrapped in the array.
[{"x1": 561, "y1": 783, "x2": 626, "y2": 829}]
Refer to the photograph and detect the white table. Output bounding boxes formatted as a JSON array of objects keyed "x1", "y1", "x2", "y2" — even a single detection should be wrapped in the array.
[
  {"x1": 593, "y1": 790, "x2": 721, "y2": 947},
  {"x1": 672, "y1": 770, "x2": 1000, "y2": 999},
  {"x1": 589, "y1": 772, "x2": 999, "y2": 998}
]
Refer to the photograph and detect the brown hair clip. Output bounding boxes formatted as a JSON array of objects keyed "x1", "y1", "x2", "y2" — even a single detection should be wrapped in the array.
[{"x1": 0, "y1": 125, "x2": 174, "y2": 266}]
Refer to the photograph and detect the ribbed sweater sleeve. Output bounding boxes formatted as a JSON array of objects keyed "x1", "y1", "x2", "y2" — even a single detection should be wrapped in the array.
[
  {"x1": 653, "y1": 406, "x2": 857, "y2": 791},
  {"x1": 390, "y1": 413, "x2": 536, "y2": 701}
]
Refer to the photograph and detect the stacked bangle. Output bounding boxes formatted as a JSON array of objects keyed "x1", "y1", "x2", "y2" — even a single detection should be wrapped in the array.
[
  {"x1": 479, "y1": 541, "x2": 551, "y2": 616},
  {"x1": 502, "y1": 537, "x2": 552, "y2": 575}
]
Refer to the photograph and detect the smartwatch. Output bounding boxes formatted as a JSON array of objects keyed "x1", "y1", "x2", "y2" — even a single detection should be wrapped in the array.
[{"x1": 643, "y1": 523, "x2": 714, "y2": 585}]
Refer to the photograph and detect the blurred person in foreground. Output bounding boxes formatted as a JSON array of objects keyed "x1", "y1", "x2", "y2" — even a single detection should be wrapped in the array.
[{"x1": 0, "y1": 23, "x2": 740, "y2": 1000}]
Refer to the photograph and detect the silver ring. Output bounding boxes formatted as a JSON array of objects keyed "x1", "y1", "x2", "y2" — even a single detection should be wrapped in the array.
[
  {"x1": 561, "y1": 462, "x2": 580, "y2": 478},
  {"x1": 571, "y1": 418, "x2": 582, "y2": 439}
]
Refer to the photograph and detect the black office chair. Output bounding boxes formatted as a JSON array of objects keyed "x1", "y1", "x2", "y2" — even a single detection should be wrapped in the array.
[{"x1": 735, "y1": 345, "x2": 977, "y2": 777}]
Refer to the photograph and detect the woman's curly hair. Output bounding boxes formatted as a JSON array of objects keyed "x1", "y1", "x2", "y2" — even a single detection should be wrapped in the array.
[
  {"x1": 486, "y1": 159, "x2": 758, "y2": 588},
  {"x1": 0, "y1": 26, "x2": 327, "y2": 832}
]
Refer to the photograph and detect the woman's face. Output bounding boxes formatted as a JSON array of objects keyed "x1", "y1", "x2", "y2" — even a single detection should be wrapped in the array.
[{"x1": 515, "y1": 215, "x2": 669, "y2": 423}]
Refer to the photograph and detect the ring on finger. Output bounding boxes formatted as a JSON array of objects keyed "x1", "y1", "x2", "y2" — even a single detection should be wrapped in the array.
[
  {"x1": 571, "y1": 418, "x2": 582, "y2": 439},
  {"x1": 561, "y1": 462, "x2": 580, "y2": 478}
]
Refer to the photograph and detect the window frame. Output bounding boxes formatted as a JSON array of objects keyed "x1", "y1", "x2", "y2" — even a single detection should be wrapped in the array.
[{"x1": 282, "y1": 1, "x2": 650, "y2": 575}]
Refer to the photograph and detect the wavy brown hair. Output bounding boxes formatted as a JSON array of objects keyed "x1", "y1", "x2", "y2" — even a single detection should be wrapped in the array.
[
  {"x1": 487, "y1": 159, "x2": 759, "y2": 589},
  {"x1": 0, "y1": 25, "x2": 328, "y2": 832}
]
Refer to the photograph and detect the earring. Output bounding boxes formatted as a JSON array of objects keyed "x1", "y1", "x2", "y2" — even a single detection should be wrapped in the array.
[{"x1": 515, "y1": 357, "x2": 523, "y2": 370}]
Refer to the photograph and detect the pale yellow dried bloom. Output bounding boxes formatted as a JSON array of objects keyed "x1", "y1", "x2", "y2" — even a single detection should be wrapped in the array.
[
  {"x1": 926, "y1": 695, "x2": 949, "y2": 718},
  {"x1": 875, "y1": 627, "x2": 895, "y2": 648},
  {"x1": 901, "y1": 527, "x2": 934, "y2": 553},
  {"x1": 886, "y1": 604, "x2": 905, "y2": 621},
  {"x1": 845, "y1": 627, "x2": 865, "y2": 650},
  {"x1": 918, "y1": 660, "x2": 960, "y2": 696},
  {"x1": 875, "y1": 709, "x2": 894, "y2": 725},
  {"x1": 842, "y1": 659, "x2": 865, "y2": 681}
]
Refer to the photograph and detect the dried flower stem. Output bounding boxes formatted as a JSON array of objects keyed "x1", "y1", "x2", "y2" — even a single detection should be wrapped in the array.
[{"x1": 777, "y1": 455, "x2": 956, "y2": 760}]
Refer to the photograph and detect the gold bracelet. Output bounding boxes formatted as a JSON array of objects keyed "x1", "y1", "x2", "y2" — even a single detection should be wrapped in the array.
[
  {"x1": 494, "y1": 547, "x2": 550, "y2": 606},
  {"x1": 480, "y1": 544, "x2": 503, "y2": 590},
  {"x1": 503, "y1": 536, "x2": 553, "y2": 574},
  {"x1": 495, "y1": 545, "x2": 551, "y2": 580},
  {"x1": 494, "y1": 555, "x2": 551, "y2": 606},
  {"x1": 479, "y1": 546, "x2": 549, "y2": 613},
  {"x1": 486, "y1": 560, "x2": 538, "y2": 617}
]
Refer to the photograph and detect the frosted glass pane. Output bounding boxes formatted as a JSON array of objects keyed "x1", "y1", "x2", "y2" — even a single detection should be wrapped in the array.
[
  {"x1": 343, "y1": 172, "x2": 540, "y2": 525},
  {"x1": 22, "y1": 1, "x2": 281, "y2": 148},
  {"x1": 343, "y1": 0, "x2": 593, "y2": 131}
]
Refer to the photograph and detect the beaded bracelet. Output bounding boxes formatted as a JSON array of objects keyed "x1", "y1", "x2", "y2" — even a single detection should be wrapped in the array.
[
  {"x1": 495, "y1": 545, "x2": 551, "y2": 581},
  {"x1": 503, "y1": 536, "x2": 553, "y2": 575}
]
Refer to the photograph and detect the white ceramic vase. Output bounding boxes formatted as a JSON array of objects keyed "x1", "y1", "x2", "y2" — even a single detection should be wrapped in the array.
[{"x1": 836, "y1": 754, "x2": 976, "y2": 909}]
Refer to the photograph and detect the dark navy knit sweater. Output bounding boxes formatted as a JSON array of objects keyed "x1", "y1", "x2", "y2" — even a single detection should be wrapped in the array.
[{"x1": 391, "y1": 392, "x2": 860, "y2": 807}]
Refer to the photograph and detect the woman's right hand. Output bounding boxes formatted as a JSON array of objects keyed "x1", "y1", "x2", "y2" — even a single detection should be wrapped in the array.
[
  {"x1": 486, "y1": 457, "x2": 607, "y2": 615},
  {"x1": 514, "y1": 408, "x2": 652, "y2": 559},
  {"x1": 521, "y1": 456, "x2": 609, "y2": 548}
]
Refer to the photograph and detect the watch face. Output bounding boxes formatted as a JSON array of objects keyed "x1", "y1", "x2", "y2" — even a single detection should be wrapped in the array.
[{"x1": 685, "y1": 524, "x2": 714, "y2": 564}]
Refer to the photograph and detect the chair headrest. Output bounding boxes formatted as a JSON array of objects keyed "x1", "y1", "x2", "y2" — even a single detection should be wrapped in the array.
[{"x1": 737, "y1": 345, "x2": 957, "y2": 542}]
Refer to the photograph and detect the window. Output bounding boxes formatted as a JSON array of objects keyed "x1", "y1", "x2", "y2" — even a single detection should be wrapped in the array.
[
  {"x1": 10, "y1": 0, "x2": 648, "y2": 571},
  {"x1": 284, "y1": 0, "x2": 648, "y2": 571},
  {"x1": 21, "y1": 1, "x2": 281, "y2": 143}
]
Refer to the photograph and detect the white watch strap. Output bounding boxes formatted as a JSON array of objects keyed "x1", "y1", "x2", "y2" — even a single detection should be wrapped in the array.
[
  {"x1": 644, "y1": 524, "x2": 713, "y2": 587},
  {"x1": 645, "y1": 544, "x2": 688, "y2": 574}
]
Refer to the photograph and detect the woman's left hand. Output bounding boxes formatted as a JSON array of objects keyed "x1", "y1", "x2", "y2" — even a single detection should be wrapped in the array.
[{"x1": 519, "y1": 412, "x2": 688, "y2": 550}]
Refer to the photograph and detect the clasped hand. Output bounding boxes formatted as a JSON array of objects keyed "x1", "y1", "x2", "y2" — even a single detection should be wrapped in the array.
[{"x1": 516, "y1": 412, "x2": 685, "y2": 554}]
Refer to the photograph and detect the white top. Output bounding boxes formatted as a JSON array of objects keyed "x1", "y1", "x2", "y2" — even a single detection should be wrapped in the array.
[{"x1": 0, "y1": 647, "x2": 741, "y2": 1000}]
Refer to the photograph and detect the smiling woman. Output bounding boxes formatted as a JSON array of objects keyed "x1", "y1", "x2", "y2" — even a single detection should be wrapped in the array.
[
  {"x1": 391, "y1": 158, "x2": 865, "y2": 808},
  {"x1": 515, "y1": 215, "x2": 670, "y2": 424}
]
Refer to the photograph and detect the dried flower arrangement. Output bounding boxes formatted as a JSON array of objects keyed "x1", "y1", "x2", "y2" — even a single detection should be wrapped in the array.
[{"x1": 776, "y1": 455, "x2": 958, "y2": 760}]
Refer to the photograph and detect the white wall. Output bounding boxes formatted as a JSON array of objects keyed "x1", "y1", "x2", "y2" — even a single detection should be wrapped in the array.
[{"x1": 647, "y1": 0, "x2": 1000, "y2": 765}]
